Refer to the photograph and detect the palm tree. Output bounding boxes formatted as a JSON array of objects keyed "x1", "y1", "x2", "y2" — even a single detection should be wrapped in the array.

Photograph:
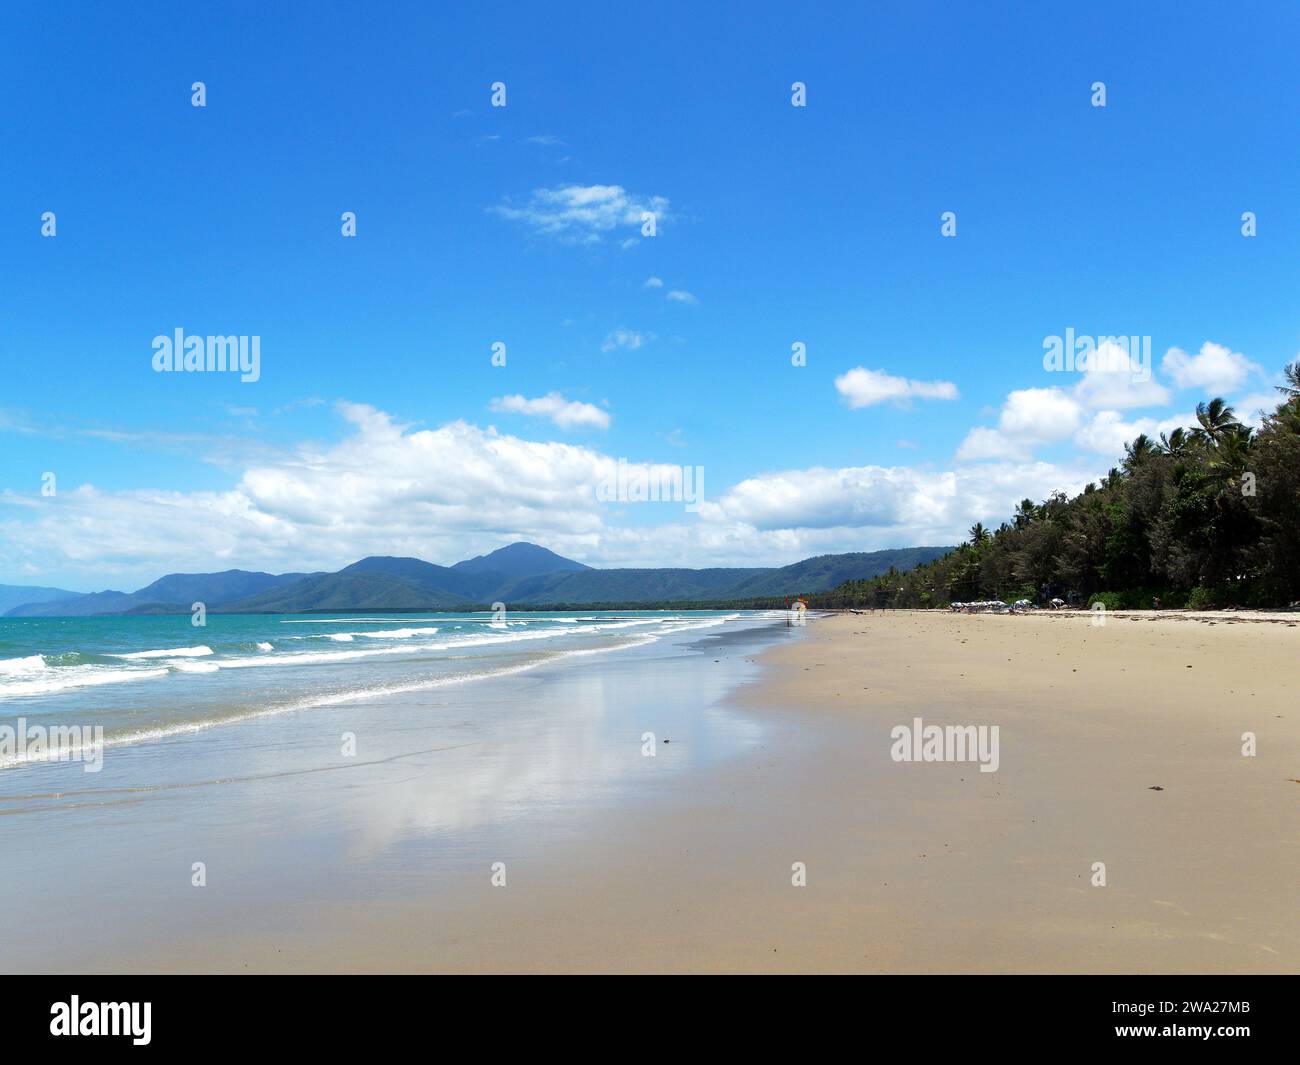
[
  {"x1": 1012, "y1": 498, "x2": 1037, "y2": 529},
  {"x1": 1276, "y1": 360, "x2": 1300, "y2": 400},
  {"x1": 1158, "y1": 427, "x2": 1189, "y2": 456},
  {"x1": 1192, "y1": 398, "x2": 1241, "y2": 445},
  {"x1": 1122, "y1": 433, "x2": 1158, "y2": 473},
  {"x1": 1271, "y1": 396, "x2": 1300, "y2": 436},
  {"x1": 968, "y1": 522, "x2": 991, "y2": 547},
  {"x1": 1204, "y1": 424, "x2": 1254, "y2": 488}
]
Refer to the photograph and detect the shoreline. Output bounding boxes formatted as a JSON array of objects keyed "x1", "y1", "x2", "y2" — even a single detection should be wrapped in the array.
[{"x1": 17, "y1": 610, "x2": 1297, "y2": 974}]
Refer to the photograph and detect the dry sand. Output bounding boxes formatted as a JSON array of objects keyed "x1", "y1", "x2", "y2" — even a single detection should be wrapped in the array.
[{"x1": 121, "y1": 610, "x2": 1298, "y2": 973}]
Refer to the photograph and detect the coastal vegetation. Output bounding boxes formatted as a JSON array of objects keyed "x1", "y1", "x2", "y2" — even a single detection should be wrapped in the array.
[{"x1": 809, "y1": 362, "x2": 1300, "y2": 611}]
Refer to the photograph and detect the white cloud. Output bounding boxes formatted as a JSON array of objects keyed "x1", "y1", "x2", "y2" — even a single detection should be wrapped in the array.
[
  {"x1": 643, "y1": 276, "x2": 663, "y2": 288},
  {"x1": 489, "y1": 392, "x2": 611, "y2": 431},
  {"x1": 956, "y1": 426, "x2": 1026, "y2": 461},
  {"x1": 700, "y1": 460, "x2": 1091, "y2": 540},
  {"x1": 834, "y1": 367, "x2": 960, "y2": 409},
  {"x1": 0, "y1": 402, "x2": 1103, "y2": 587},
  {"x1": 957, "y1": 387, "x2": 1082, "y2": 461},
  {"x1": 1, "y1": 405, "x2": 628, "y2": 583},
  {"x1": 999, "y1": 387, "x2": 1083, "y2": 440},
  {"x1": 1162, "y1": 341, "x2": 1260, "y2": 394},
  {"x1": 524, "y1": 134, "x2": 564, "y2": 146},
  {"x1": 1233, "y1": 392, "x2": 1280, "y2": 428},
  {"x1": 1072, "y1": 339, "x2": 1170, "y2": 409},
  {"x1": 998, "y1": 387, "x2": 1081, "y2": 442},
  {"x1": 601, "y1": 328, "x2": 653, "y2": 353},
  {"x1": 1072, "y1": 410, "x2": 1194, "y2": 458},
  {"x1": 666, "y1": 289, "x2": 698, "y2": 305},
  {"x1": 491, "y1": 184, "x2": 669, "y2": 244}
]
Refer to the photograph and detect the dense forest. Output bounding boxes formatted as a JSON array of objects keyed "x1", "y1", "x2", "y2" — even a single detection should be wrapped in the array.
[{"x1": 808, "y1": 362, "x2": 1300, "y2": 611}]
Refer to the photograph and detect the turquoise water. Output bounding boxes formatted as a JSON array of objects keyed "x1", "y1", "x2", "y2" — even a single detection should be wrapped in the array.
[
  {"x1": 0, "y1": 611, "x2": 769, "y2": 767},
  {"x1": 0, "y1": 613, "x2": 796, "y2": 971}
]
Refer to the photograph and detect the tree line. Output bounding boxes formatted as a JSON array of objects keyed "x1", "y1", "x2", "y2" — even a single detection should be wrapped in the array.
[{"x1": 807, "y1": 362, "x2": 1300, "y2": 611}]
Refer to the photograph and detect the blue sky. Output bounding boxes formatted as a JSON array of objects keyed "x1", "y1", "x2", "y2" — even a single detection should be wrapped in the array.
[{"x1": 2, "y1": 1, "x2": 1298, "y2": 589}]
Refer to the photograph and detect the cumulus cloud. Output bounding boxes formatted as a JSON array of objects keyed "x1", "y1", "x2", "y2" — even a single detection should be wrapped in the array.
[
  {"x1": 1072, "y1": 410, "x2": 1195, "y2": 458},
  {"x1": 2, "y1": 405, "x2": 623, "y2": 583},
  {"x1": 489, "y1": 392, "x2": 611, "y2": 430},
  {"x1": 960, "y1": 337, "x2": 1252, "y2": 463},
  {"x1": 490, "y1": 184, "x2": 669, "y2": 244},
  {"x1": 956, "y1": 387, "x2": 1082, "y2": 461},
  {"x1": 999, "y1": 387, "x2": 1083, "y2": 439},
  {"x1": 0, "y1": 402, "x2": 1100, "y2": 587},
  {"x1": 643, "y1": 276, "x2": 663, "y2": 288},
  {"x1": 1162, "y1": 341, "x2": 1260, "y2": 394},
  {"x1": 834, "y1": 367, "x2": 960, "y2": 409},
  {"x1": 666, "y1": 289, "x2": 698, "y2": 305},
  {"x1": 1072, "y1": 339, "x2": 1171, "y2": 409},
  {"x1": 956, "y1": 427, "x2": 1025, "y2": 461},
  {"x1": 700, "y1": 460, "x2": 1091, "y2": 540}
]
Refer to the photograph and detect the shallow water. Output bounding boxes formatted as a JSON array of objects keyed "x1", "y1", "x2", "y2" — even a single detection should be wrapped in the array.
[
  {"x1": 0, "y1": 610, "x2": 767, "y2": 767},
  {"x1": 0, "y1": 611, "x2": 797, "y2": 972}
]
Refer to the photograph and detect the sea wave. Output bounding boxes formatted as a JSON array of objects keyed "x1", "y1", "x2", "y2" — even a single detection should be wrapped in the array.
[
  {"x1": 0, "y1": 665, "x2": 171, "y2": 698},
  {"x1": 0, "y1": 632, "x2": 663, "y2": 768},
  {"x1": 0, "y1": 613, "x2": 748, "y2": 702},
  {"x1": 0, "y1": 654, "x2": 49, "y2": 677},
  {"x1": 111, "y1": 645, "x2": 214, "y2": 660},
  {"x1": 168, "y1": 660, "x2": 220, "y2": 674},
  {"x1": 294, "y1": 626, "x2": 441, "y2": 641},
  {"x1": 218, "y1": 622, "x2": 612, "y2": 669}
]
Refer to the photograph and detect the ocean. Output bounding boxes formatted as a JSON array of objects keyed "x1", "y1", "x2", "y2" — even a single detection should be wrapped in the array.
[
  {"x1": 0, "y1": 610, "x2": 780, "y2": 769},
  {"x1": 0, "y1": 609, "x2": 799, "y2": 970}
]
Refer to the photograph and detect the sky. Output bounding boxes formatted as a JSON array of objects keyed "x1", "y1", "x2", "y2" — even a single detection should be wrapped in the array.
[{"x1": 2, "y1": 1, "x2": 1298, "y2": 590}]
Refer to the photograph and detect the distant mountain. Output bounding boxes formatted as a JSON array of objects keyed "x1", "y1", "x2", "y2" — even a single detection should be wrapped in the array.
[
  {"x1": 452, "y1": 542, "x2": 591, "y2": 578},
  {"x1": 3, "y1": 570, "x2": 311, "y2": 617},
  {"x1": 7, "y1": 590, "x2": 133, "y2": 617},
  {"x1": 723, "y1": 548, "x2": 951, "y2": 598},
  {"x1": 339, "y1": 556, "x2": 479, "y2": 597},
  {"x1": 228, "y1": 571, "x2": 474, "y2": 612},
  {"x1": 230, "y1": 543, "x2": 597, "y2": 613},
  {"x1": 217, "y1": 543, "x2": 953, "y2": 612},
  {"x1": 4, "y1": 543, "x2": 954, "y2": 616},
  {"x1": 134, "y1": 570, "x2": 310, "y2": 606},
  {"x1": 493, "y1": 566, "x2": 769, "y2": 605},
  {"x1": 0, "y1": 583, "x2": 85, "y2": 615}
]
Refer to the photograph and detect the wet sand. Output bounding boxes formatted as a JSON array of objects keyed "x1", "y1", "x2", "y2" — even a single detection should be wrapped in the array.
[{"x1": 97, "y1": 610, "x2": 1299, "y2": 973}]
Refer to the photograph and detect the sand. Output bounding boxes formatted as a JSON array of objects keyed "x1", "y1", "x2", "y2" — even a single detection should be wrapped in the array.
[{"x1": 108, "y1": 610, "x2": 1299, "y2": 974}]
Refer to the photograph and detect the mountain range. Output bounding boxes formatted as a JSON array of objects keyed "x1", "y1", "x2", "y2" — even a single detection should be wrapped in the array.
[{"x1": 1, "y1": 541, "x2": 952, "y2": 616}]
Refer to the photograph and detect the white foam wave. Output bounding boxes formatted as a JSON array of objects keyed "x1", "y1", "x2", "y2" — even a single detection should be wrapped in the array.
[
  {"x1": 0, "y1": 665, "x2": 170, "y2": 698},
  {"x1": 218, "y1": 623, "x2": 610, "y2": 669},
  {"x1": 0, "y1": 654, "x2": 49, "y2": 677},
  {"x1": 169, "y1": 660, "x2": 220, "y2": 673},
  {"x1": 112, "y1": 645, "x2": 213, "y2": 660},
  {"x1": 6, "y1": 632, "x2": 662, "y2": 765}
]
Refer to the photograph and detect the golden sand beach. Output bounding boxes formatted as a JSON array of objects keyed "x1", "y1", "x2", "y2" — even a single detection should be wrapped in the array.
[{"x1": 107, "y1": 609, "x2": 1299, "y2": 974}]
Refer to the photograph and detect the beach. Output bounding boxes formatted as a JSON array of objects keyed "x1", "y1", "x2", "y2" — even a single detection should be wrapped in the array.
[{"x1": 3, "y1": 609, "x2": 1296, "y2": 974}]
